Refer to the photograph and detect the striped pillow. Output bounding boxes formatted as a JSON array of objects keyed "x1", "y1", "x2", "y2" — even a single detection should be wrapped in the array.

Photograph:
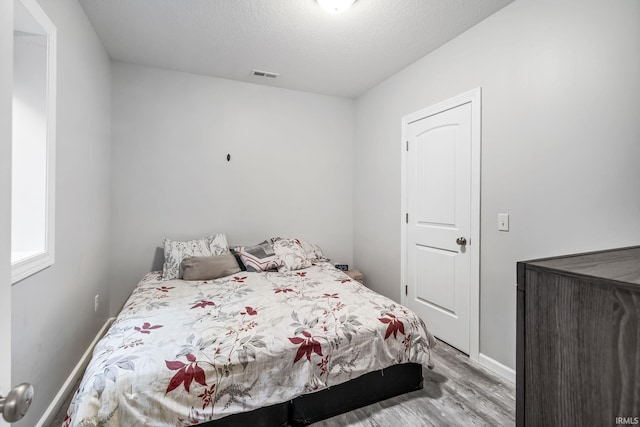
[{"x1": 235, "y1": 241, "x2": 283, "y2": 272}]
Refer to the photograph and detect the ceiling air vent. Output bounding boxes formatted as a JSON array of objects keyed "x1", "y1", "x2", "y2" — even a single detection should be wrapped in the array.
[{"x1": 252, "y1": 69, "x2": 279, "y2": 79}]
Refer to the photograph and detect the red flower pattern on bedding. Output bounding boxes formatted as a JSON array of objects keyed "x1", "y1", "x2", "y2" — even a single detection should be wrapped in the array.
[
  {"x1": 198, "y1": 384, "x2": 216, "y2": 410},
  {"x1": 66, "y1": 264, "x2": 435, "y2": 426},
  {"x1": 134, "y1": 322, "x2": 163, "y2": 334},
  {"x1": 289, "y1": 331, "x2": 323, "y2": 363},
  {"x1": 241, "y1": 306, "x2": 257, "y2": 316},
  {"x1": 378, "y1": 313, "x2": 406, "y2": 339},
  {"x1": 191, "y1": 300, "x2": 215, "y2": 309},
  {"x1": 317, "y1": 355, "x2": 330, "y2": 376},
  {"x1": 165, "y1": 353, "x2": 207, "y2": 394}
]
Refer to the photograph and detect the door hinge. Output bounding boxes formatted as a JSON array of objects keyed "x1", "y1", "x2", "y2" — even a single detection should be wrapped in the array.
[
  {"x1": 406, "y1": 141, "x2": 409, "y2": 151},
  {"x1": 405, "y1": 285, "x2": 408, "y2": 296},
  {"x1": 405, "y1": 213, "x2": 408, "y2": 224}
]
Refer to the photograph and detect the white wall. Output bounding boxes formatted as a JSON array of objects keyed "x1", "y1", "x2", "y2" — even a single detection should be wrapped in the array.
[
  {"x1": 110, "y1": 62, "x2": 355, "y2": 314},
  {"x1": 0, "y1": 0, "x2": 14, "y2": 411},
  {"x1": 10, "y1": 0, "x2": 112, "y2": 425},
  {"x1": 354, "y1": 0, "x2": 640, "y2": 369}
]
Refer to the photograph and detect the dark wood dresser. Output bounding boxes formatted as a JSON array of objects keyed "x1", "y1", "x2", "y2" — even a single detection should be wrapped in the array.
[{"x1": 517, "y1": 246, "x2": 640, "y2": 427}]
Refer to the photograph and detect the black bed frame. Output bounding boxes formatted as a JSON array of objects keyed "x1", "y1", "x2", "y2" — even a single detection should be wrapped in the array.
[{"x1": 200, "y1": 363, "x2": 423, "y2": 427}]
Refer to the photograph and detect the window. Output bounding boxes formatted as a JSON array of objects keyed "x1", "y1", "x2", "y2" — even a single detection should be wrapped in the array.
[{"x1": 11, "y1": 0, "x2": 56, "y2": 284}]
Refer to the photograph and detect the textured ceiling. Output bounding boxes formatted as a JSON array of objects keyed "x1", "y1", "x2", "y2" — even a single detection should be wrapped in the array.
[{"x1": 78, "y1": 0, "x2": 514, "y2": 98}]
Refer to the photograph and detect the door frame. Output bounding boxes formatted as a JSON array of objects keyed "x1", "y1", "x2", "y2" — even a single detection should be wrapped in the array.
[
  {"x1": 400, "y1": 87, "x2": 481, "y2": 362},
  {"x1": 0, "y1": 0, "x2": 13, "y2": 422}
]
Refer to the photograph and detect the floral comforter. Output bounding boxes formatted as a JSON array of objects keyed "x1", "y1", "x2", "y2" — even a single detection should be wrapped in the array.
[{"x1": 65, "y1": 262, "x2": 436, "y2": 426}]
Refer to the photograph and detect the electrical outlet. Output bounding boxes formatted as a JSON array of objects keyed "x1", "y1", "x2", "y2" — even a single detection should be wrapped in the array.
[
  {"x1": 94, "y1": 294, "x2": 99, "y2": 312},
  {"x1": 335, "y1": 264, "x2": 349, "y2": 271}
]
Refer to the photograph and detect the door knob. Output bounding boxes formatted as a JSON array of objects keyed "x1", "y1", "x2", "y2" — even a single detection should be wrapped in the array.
[
  {"x1": 456, "y1": 237, "x2": 467, "y2": 246},
  {"x1": 0, "y1": 383, "x2": 34, "y2": 422}
]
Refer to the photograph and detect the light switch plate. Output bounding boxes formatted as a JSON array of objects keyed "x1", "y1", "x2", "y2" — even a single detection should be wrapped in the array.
[{"x1": 498, "y1": 213, "x2": 509, "y2": 231}]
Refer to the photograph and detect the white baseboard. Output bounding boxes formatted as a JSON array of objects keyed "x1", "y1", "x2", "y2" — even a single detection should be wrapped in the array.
[
  {"x1": 478, "y1": 352, "x2": 516, "y2": 383},
  {"x1": 36, "y1": 317, "x2": 115, "y2": 427}
]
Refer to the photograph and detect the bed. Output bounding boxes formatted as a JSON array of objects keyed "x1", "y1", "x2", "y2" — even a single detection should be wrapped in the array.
[{"x1": 64, "y1": 260, "x2": 436, "y2": 426}]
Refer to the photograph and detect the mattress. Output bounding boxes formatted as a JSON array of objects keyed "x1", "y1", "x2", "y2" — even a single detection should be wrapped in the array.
[{"x1": 64, "y1": 262, "x2": 436, "y2": 426}]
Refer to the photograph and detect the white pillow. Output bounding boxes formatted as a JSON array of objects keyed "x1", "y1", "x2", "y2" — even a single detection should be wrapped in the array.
[
  {"x1": 162, "y1": 233, "x2": 228, "y2": 280},
  {"x1": 300, "y1": 240, "x2": 329, "y2": 262},
  {"x1": 274, "y1": 238, "x2": 312, "y2": 272}
]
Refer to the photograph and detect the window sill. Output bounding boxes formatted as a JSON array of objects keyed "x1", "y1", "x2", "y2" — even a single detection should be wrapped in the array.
[{"x1": 11, "y1": 251, "x2": 53, "y2": 284}]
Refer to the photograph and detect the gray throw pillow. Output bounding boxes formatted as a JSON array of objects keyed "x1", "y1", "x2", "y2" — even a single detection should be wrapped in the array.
[{"x1": 181, "y1": 253, "x2": 241, "y2": 281}]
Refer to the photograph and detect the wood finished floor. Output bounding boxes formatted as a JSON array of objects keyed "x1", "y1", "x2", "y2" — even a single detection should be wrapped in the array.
[
  {"x1": 52, "y1": 340, "x2": 515, "y2": 426},
  {"x1": 313, "y1": 340, "x2": 515, "y2": 426}
]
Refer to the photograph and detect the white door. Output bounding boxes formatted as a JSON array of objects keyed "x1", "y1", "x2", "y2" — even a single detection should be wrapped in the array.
[
  {"x1": 1, "y1": 0, "x2": 13, "y2": 425},
  {"x1": 404, "y1": 98, "x2": 477, "y2": 355}
]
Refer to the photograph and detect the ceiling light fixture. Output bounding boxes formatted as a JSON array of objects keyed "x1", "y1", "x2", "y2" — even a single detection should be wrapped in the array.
[{"x1": 317, "y1": 0, "x2": 356, "y2": 14}]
